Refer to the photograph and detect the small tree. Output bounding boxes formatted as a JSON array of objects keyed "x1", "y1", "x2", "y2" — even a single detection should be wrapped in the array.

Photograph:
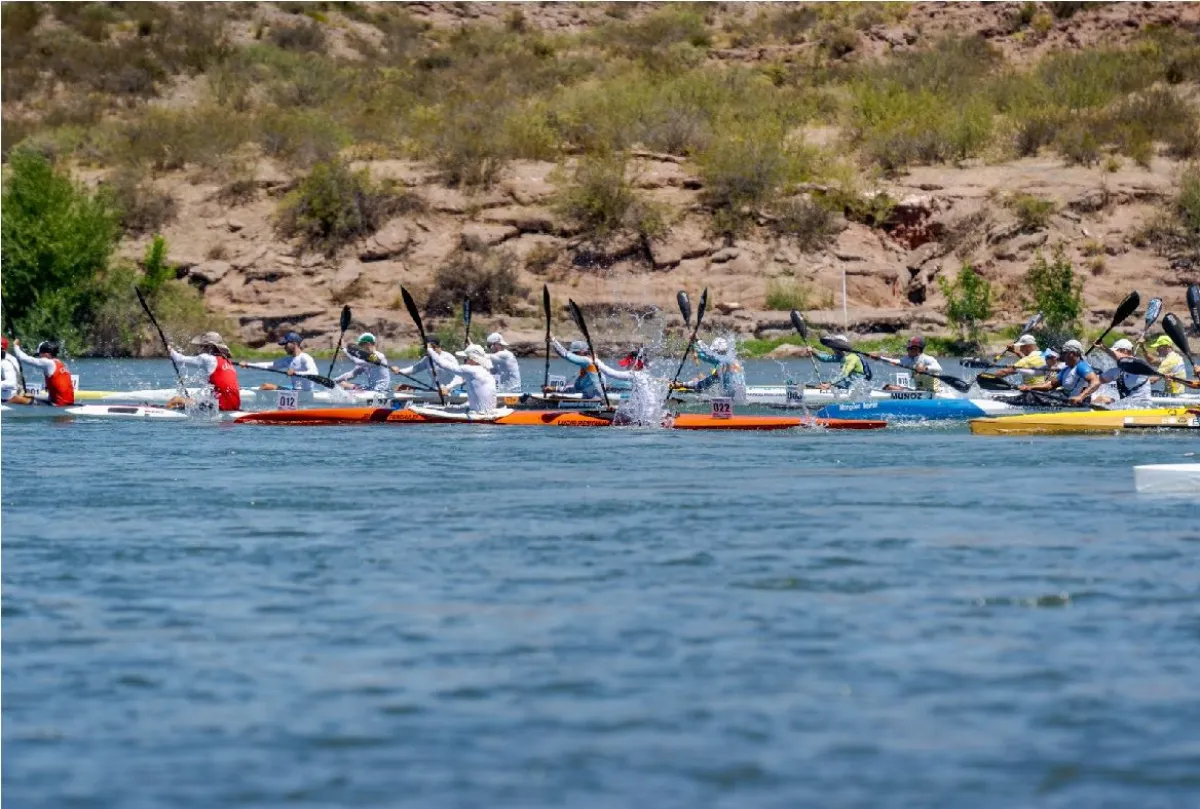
[
  {"x1": 1025, "y1": 245, "x2": 1083, "y2": 338},
  {"x1": 938, "y1": 262, "x2": 993, "y2": 344}
]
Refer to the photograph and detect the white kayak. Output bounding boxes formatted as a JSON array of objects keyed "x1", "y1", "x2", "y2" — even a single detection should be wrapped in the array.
[
  {"x1": 3, "y1": 402, "x2": 188, "y2": 420},
  {"x1": 73, "y1": 386, "x2": 384, "y2": 408},
  {"x1": 406, "y1": 404, "x2": 515, "y2": 423},
  {"x1": 1134, "y1": 463, "x2": 1200, "y2": 494}
]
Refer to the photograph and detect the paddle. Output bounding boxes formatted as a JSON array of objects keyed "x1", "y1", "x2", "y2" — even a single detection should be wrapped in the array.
[
  {"x1": 462, "y1": 297, "x2": 471, "y2": 347},
  {"x1": 326, "y1": 305, "x2": 352, "y2": 379},
  {"x1": 567, "y1": 298, "x2": 610, "y2": 409},
  {"x1": 993, "y1": 312, "x2": 1044, "y2": 362},
  {"x1": 975, "y1": 373, "x2": 1018, "y2": 392},
  {"x1": 1117, "y1": 356, "x2": 1200, "y2": 389},
  {"x1": 664, "y1": 288, "x2": 709, "y2": 407},
  {"x1": 134, "y1": 286, "x2": 189, "y2": 398},
  {"x1": 822, "y1": 335, "x2": 972, "y2": 393},
  {"x1": 542, "y1": 284, "x2": 551, "y2": 389},
  {"x1": 789, "y1": 309, "x2": 822, "y2": 376},
  {"x1": 1, "y1": 297, "x2": 26, "y2": 393},
  {"x1": 1137, "y1": 297, "x2": 1163, "y2": 342},
  {"x1": 1188, "y1": 284, "x2": 1200, "y2": 332},
  {"x1": 241, "y1": 364, "x2": 338, "y2": 389},
  {"x1": 343, "y1": 346, "x2": 435, "y2": 392},
  {"x1": 1086, "y1": 291, "x2": 1140, "y2": 356},
  {"x1": 1162, "y1": 312, "x2": 1195, "y2": 367},
  {"x1": 400, "y1": 286, "x2": 445, "y2": 405}
]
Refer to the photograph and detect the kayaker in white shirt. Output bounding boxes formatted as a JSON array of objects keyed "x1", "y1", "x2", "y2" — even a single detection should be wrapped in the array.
[
  {"x1": 392, "y1": 335, "x2": 461, "y2": 394},
  {"x1": 1091, "y1": 337, "x2": 1151, "y2": 406},
  {"x1": 426, "y1": 343, "x2": 497, "y2": 414},
  {"x1": 240, "y1": 331, "x2": 319, "y2": 391},
  {"x1": 873, "y1": 335, "x2": 944, "y2": 393},
  {"x1": 485, "y1": 332, "x2": 522, "y2": 392},
  {"x1": 1, "y1": 337, "x2": 21, "y2": 401},
  {"x1": 335, "y1": 332, "x2": 391, "y2": 393}
]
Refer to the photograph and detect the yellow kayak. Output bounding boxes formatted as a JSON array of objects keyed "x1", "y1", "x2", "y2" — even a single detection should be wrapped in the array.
[{"x1": 970, "y1": 408, "x2": 1199, "y2": 436}]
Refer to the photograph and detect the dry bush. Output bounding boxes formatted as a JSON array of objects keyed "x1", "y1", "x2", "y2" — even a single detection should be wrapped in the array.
[
  {"x1": 107, "y1": 169, "x2": 179, "y2": 236},
  {"x1": 553, "y1": 153, "x2": 664, "y2": 243},
  {"x1": 770, "y1": 196, "x2": 841, "y2": 252},
  {"x1": 268, "y1": 20, "x2": 327, "y2": 53},
  {"x1": 426, "y1": 245, "x2": 527, "y2": 317}
]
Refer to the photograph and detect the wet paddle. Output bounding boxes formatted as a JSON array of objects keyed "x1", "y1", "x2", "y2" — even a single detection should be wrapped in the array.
[
  {"x1": 1117, "y1": 356, "x2": 1200, "y2": 389},
  {"x1": 400, "y1": 286, "x2": 445, "y2": 405},
  {"x1": 462, "y1": 298, "x2": 472, "y2": 348},
  {"x1": 1137, "y1": 297, "x2": 1163, "y2": 342},
  {"x1": 1086, "y1": 291, "x2": 1140, "y2": 356},
  {"x1": 974, "y1": 373, "x2": 1018, "y2": 392},
  {"x1": 993, "y1": 312, "x2": 1044, "y2": 362},
  {"x1": 789, "y1": 309, "x2": 822, "y2": 376},
  {"x1": 1188, "y1": 284, "x2": 1200, "y2": 332},
  {"x1": 326, "y1": 305, "x2": 352, "y2": 379},
  {"x1": 542, "y1": 284, "x2": 551, "y2": 389},
  {"x1": 821, "y1": 335, "x2": 972, "y2": 393},
  {"x1": 567, "y1": 298, "x2": 610, "y2": 409},
  {"x1": 2, "y1": 297, "x2": 26, "y2": 393},
  {"x1": 664, "y1": 288, "x2": 709, "y2": 407},
  {"x1": 134, "y1": 286, "x2": 189, "y2": 397},
  {"x1": 1162, "y1": 313, "x2": 1195, "y2": 367},
  {"x1": 241, "y1": 364, "x2": 338, "y2": 389}
]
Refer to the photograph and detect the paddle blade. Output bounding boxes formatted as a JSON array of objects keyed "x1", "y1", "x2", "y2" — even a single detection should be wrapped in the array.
[
  {"x1": 676, "y1": 291, "x2": 691, "y2": 327},
  {"x1": 942, "y1": 374, "x2": 973, "y2": 393},
  {"x1": 1163, "y1": 313, "x2": 1194, "y2": 363},
  {"x1": 463, "y1": 298, "x2": 471, "y2": 328},
  {"x1": 1188, "y1": 284, "x2": 1200, "y2": 331},
  {"x1": 400, "y1": 287, "x2": 425, "y2": 341},
  {"x1": 567, "y1": 299, "x2": 591, "y2": 344},
  {"x1": 695, "y1": 288, "x2": 709, "y2": 328},
  {"x1": 1111, "y1": 291, "x2": 1140, "y2": 328},
  {"x1": 961, "y1": 357, "x2": 995, "y2": 369},
  {"x1": 789, "y1": 310, "x2": 808, "y2": 339},
  {"x1": 1022, "y1": 312, "x2": 1044, "y2": 335},
  {"x1": 820, "y1": 334, "x2": 854, "y2": 354},
  {"x1": 542, "y1": 284, "x2": 551, "y2": 328},
  {"x1": 339, "y1": 305, "x2": 352, "y2": 332},
  {"x1": 1143, "y1": 297, "x2": 1162, "y2": 329},
  {"x1": 1117, "y1": 356, "x2": 1159, "y2": 377},
  {"x1": 975, "y1": 373, "x2": 1015, "y2": 391}
]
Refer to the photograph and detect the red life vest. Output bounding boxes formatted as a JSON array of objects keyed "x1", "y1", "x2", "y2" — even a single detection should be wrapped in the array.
[
  {"x1": 209, "y1": 356, "x2": 241, "y2": 411},
  {"x1": 45, "y1": 359, "x2": 74, "y2": 406}
]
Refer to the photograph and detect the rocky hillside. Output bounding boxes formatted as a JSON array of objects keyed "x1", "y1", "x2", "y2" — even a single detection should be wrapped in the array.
[{"x1": 4, "y1": 2, "x2": 1199, "y2": 354}]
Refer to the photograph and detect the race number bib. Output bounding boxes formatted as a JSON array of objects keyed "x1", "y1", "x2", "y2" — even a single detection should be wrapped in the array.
[
  {"x1": 710, "y1": 397, "x2": 733, "y2": 419},
  {"x1": 785, "y1": 383, "x2": 804, "y2": 403},
  {"x1": 275, "y1": 390, "x2": 299, "y2": 410},
  {"x1": 547, "y1": 375, "x2": 567, "y2": 391}
]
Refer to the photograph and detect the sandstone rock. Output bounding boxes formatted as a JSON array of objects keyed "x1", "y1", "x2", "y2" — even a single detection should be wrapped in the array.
[
  {"x1": 243, "y1": 266, "x2": 295, "y2": 282},
  {"x1": 906, "y1": 242, "x2": 942, "y2": 272},
  {"x1": 765, "y1": 343, "x2": 810, "y2": 359},
  {"x1": 646, "y1": 222, "x2": 710, "y2": 270},
  {"x1": 1068, "y1": 188, "x2": 1110, "y2": 214},
  {"x1": 225, "y1": 218, "x2": 246, "y2": 233},
  {"x1": 189, "y1": 260, "x2": 232, "y2": 285},
  {"x1": 231, "y1": 246, "x2": 268, "y2": 271},
  {"x1": 360, "y1": 220, "x2": 412, "y2": 262},
  {"x1": 481, "y1": 206, "x2": 559, "y2": 234},
  {"x1": 461, "y1": 222, "x2": 519, "y2": 248},
  {"x1": 715, "y1": 302, "x2": 743, "y2": 315},
  {"x1": 711, "y1": 247, "x2": 740, "y2": 263},
  {"x1": 1012, "y1": 231, "x2": 1048, "y2": 254}
]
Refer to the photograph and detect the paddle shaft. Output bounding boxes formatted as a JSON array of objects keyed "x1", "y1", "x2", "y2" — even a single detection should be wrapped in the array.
[
  {"x1": 240, "y1": 364, "x2": 337, "y2": 389},
  {"x1": 1086, "y1": 292, "x2": 1140, "y2": 357},
  {"x1": 868, "y1": 353, "x2": 971, "y2": 393},
  {"x1": 326, "y1": 305, "x2": 352, "y2": 380},
  {"x1": 665, "y1": 289, "x2": 708, "y2": 407},
  {"x1": 1, "y1": 297, "x2": 26, "y2": 393},
  {"x1": 542, "y1": 285, "x2": 551, "y2": 389},
  {"x1": 568, "y1": 299, "x2": 610, "y2": 409},
  {"x1": 134, "y1": 286, "x2": 189, "y2": 396},
  {"x1": 401, "y1": 287, "x2": 445, "y2": 404}
]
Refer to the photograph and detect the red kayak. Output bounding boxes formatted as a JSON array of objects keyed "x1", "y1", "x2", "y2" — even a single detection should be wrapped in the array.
[{"x1": 236, "y1": 407, "x2": 886, "y2": 431}]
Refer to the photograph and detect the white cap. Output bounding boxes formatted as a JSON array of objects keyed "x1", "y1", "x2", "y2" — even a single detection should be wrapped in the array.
[
  {"x1": 486, "y1": 332, "x2": 508, "y2": 347},
  {"x1": 1043, "y1": 347, "x2": 1060, "y2": 358},
  {"x1": 456, "y1": 343, "x2": 493, "y2": 370},
  {"x1": 1111, "y1": 338, "x2": 1134, "y2": 352},
  {"x1": 569, "y1": 340, "x2": 588, "y2": 354},
  {"x1": 1015, "y1": 334, "x2": 1037, "y2": 347},
  {"x1": 710, "y1": 337, "x2": 730, "y2": 353},
  {"x1": 1062, "y1": 339, "x2": 1085, "y2": 354}
]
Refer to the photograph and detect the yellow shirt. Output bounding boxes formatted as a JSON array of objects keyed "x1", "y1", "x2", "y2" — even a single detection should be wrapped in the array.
[
  {"x1": 1014, "y1": 352, "x2": 1047, "y2": 386},
  {"x1": 1157, "y1": 351, "x2": 1186, "y2": 395}
]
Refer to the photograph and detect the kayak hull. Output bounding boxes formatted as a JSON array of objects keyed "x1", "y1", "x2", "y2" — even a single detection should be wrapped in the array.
[
  {"x1": 1134, "y1": 463, "x2": 1200, "y2": 493},
  {"x1": 970, "y1": 408, "x2": 1198, "y2": 435},
  {"x1": 816, "y1": 398, "x2": 1019, "y2": 421}
]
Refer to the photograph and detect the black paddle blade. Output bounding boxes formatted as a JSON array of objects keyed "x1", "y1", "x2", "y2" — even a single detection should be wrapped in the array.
[
  {"x1": 1163, "y1": 313, "x2": 1194, "y2": 362},
  {"x1": 339, "y1": 305, "x2": 352, "y2": 332},
  {"x1": 567, "y1": 299, "x2": 591, "y2": 343},
  {"x1": 400, "y1": 287, "x2": 426, "y2": 341},
  {"x1": 975, "y1": 373, "x2": 1015, "y2": 391},
  {"x1": 1143, "y1": 297, "x2": 1162, "y2": 328},
  {"x1": 1188, "y1": 284, "x2": 1200, "y2": 331},
  {"x1": 542, "y1": 284, "x2": 551, "y2": 326},
  {"x1": 463, "y1": 298, "x2": 471, "y2": 327},
  {"x1": 961, "y1": 357, "x2": 995, "y2": 369},
  {"x1": 942, "y1": 375, "x2": 973, "y2": 393},
  {"x1": 1117, "y1": 356, "x2": 1160, "y2": 377},
  {"x1": 1112, "y1": 291, "x2": 1140, "y2": 328},
  {"x1": 1022, "y1": 312, "x2": 1044, "y2": 334},
  {"x1": 695, "y1": 288, "x2": 709, "y2": 327},
  {"x1": 819, "y1": 334, "x2": 854, "y2": 353},
  {"x1": 789, "y1": 310, "x2": 808, "y2": 339},
  {"x1": 676, "y1": 291, "x2": 691, "y2": 327}
]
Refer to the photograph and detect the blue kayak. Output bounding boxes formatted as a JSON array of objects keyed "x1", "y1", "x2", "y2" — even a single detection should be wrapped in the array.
[{"x1": 815, "y1": 398, "x2": 1021, "y2": 421}]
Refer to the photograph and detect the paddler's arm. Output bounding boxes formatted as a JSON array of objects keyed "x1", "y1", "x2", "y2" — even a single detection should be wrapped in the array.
[
  {"x1": 1070, "y1": 369, "x2": 1102, "y2": 405},
  {"x1": 425, "y1": 347, "x2": 464, "y2": 391},
  {"x1": 694, "y1": 342, "x2": 725, "y2": 367},
  {"x1": 240, "y1": 357, "x2": 288, "y2": 371},
  {"x1": 169, "y1": 348, "x2": 215, "y2": 372},
  {"x1": 550, "y1": 338, "x2": 590, "y2": 368},
  {"x1": 10, "y1": 342, "x2": 55, "y2": 374}
]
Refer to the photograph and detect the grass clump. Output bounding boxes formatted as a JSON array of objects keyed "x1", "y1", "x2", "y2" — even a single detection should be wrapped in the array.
[
  {"x1": 1005, "y1": 192, "x2": 1057, "y2": 231},
  {"x1": 764, "y1": 279, "x2": 817, "y2": 311},
  {"x1": 426, "y1": 244, "x2": 527, "y2": 319},
  {"x1": 769, "y1": 196, "x2": 842, "y2": 252},
  {"x1": 275, "y1": 159, "x2": 413, "y2": 256},
  {"x1": 553, "y1": 153, "x2": 664, "y2": 244},
  {"x1": 108, "y1": 169, "x2": 179, "y2": 236}
]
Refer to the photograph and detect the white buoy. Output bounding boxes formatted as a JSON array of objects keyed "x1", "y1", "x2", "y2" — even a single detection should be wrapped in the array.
[{"x1": 1134, "y1": 464, "x2": 1200, "y2": 494}]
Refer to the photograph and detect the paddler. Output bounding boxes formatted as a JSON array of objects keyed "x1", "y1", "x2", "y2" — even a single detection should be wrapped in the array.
[
  {"x1": 168, "y1": 331, "x2": 242, "y2": 411},
  {"x1": 1020, "y1": 339, "x2": 1101, "y2": 405},
  {"x1": 240, "y1": 331, "x2": 319, "y2": 391},
  {"x1": 795, "y1": 335, "x2": 868, "y2": 391},
  {"x1": 1091, "y1": 337, "x2": 1151, "y2": 406},
  {"x1": 335, "y1": 332, "x2": 391, "y2": 393},
  {"x1": 606, "y1": 348, "x2": 663, "y2": 424},
  {"x1": 485, "y1": 332, "x2": 522, "y2": 392},
  {"x1": 1140, "y1": 335, "x2": 1188, "y2": 395},
  {"x1": 426, "y1": 342, "x2": 497, "y2": 414},
  {"x1": 549, "y1": 337, "x2": 605, "y2": 398},
  {"x1": 10, "y1": 338, "x2": 74, "y2": 406},
  {"x1": 1, "y1": 337, "x2": 21, "y2": 402},
  {"x1": 872, "y1": 335, "x2": 943, "y2": 393},
  {"x1": 678, "y1": 336, "x2": 747, "y2": 403},
  {"x1": 392, "y1": 335, "x2": 461, "y2": 395},
  {"x1": 990, "y1": 334, "x2": 1047, "y2": 385}
]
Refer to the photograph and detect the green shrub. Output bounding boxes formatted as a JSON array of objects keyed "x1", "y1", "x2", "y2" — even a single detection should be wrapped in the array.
[
  {"x1": 553, "y1": 153, "x2": 664, "y2": 243},
  {"x1": 426, "y1": 245, "x2": 526, "y2": 319},
  {"x1": 937, "y1": 263, "x2": 993, "y2": 343},
  {"x1": 109, "y1": 169, "x2": 179, "y2": 236},
  {"x1": 764, "y1": 278, "x2": 816, "y2": 311},
  {"x1": 275, "y1": 159, "x2": 412, "y2": 256},
  {"x1": 258, "y1": 109, "x2": 349, "y2": 169},
  {"x1": 1025, "y1": 245, "x2": 1082, "y2": 333},
  {"x1": 770, "y1": 196, "x2": 841, "y2": 252},
  {"x1": 268, "y1": 20, "x2": 327, "y2": 53},
  {"x1": 698, "y1": 124, "x2": 812, "y2": 235},
  {"x1": 1005, "y1": 192, "x2": 1056, "y2": 230}
]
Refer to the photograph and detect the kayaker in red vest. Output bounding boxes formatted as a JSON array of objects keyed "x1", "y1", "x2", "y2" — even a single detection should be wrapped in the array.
[
  {"x1": 10, "y1": 339, "x2": 74, "y2": 406},
  {"x1": 168, "y1": 331, "x2": 242, "y2": 411}
]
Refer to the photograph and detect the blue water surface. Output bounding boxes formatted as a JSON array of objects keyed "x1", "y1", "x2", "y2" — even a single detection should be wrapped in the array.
[{"x1": 3, "y1": 359, "x2": 1199, "y2": 808}]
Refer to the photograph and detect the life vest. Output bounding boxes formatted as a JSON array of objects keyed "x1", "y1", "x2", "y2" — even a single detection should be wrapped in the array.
[
  {"x1": 209, "y1": 356, "x2": 241, "y2": 411},
  {"x1": 45, "y1": 359, "x2": 74, "y2": 406},
  {"x1": 1116, "y1": 371, "x2": 1149, "y2": 400}
]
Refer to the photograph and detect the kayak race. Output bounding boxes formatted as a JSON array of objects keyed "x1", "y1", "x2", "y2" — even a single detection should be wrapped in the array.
[{"x1": 4, "y1": 4, "x2": 1200, "y2": 809}]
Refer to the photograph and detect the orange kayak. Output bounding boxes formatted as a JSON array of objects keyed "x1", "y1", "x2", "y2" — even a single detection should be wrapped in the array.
[{"x1": 236, "y1": 407, "x2": 885, "y2": 431}]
